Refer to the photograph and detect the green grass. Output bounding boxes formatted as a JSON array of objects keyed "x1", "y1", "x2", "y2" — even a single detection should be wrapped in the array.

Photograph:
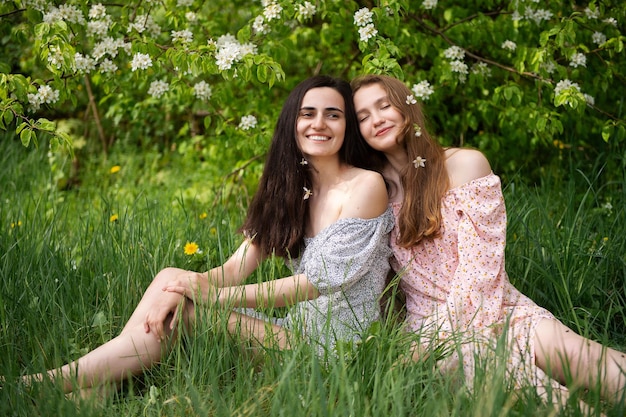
[{"x1": 1, "y1": 136, "x2": 625, "y2": 416}]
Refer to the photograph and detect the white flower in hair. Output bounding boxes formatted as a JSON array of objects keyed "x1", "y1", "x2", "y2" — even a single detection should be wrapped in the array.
[
  {"x1": 412, "y1": 156, "x2": 426, "y2": 168},
  {"x1": 303, "y1": 187, "x2": 313, "y2": 200},
  {"x1": 300, "y1": 158, "x2": 308, "y2": 165},
  {"x1": 406, "y1": 95, "x2": 417, "y2": 105},
  {"x1": 414, "y1": 124, "x2": 422, "y2": 137}
]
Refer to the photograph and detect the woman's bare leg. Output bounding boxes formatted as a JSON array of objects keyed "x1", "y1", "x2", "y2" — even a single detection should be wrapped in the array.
[
  {"x1": 534, "y1": 318, "x2": 626, "y2": 403},
  {"x1": 25, "y1": 267, "x2": 191, "y2": 393}
]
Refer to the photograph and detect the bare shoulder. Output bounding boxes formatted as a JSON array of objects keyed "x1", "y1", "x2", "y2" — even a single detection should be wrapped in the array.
[
  {"x1": 445, "y1": 148, "x2": 492, "y2": 189},
  {"x1": 343, "y1": 168, "x2": 388, "y2": 219}
]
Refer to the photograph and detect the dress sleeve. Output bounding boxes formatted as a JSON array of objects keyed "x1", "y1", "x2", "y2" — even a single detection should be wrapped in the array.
[
  {"x1": 446, "y1": 174, "x2": 507, "y2": 330},
  {"x1": 300, "y1": 209, "x2": 393, "y2": 295}
]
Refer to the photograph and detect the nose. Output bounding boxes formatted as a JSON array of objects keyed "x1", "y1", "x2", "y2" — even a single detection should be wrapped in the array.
[
  {"x1": 372, "y1": 111, "x2": 385, "y2": 126},
  {"x1": 311, "y1": 113, "x2": 326, "y2": 130}
]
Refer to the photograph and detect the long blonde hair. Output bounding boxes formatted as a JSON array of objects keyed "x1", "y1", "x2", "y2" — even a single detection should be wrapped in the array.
[{"x1": 351, "y1": 74, "x2": 449, "y2": 247}]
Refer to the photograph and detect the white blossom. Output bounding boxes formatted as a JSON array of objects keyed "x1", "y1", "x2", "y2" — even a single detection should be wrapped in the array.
[
  {"x1": 583, "y1": 94, "x2": 595, "y2": 106},
  {"x1": 177, "y1": 0, "x2": 194, "y2": 6},
  {"x1": 471, "y1": 62, "x2": 492, "y2": 77},
  {"x1": 569, "y1": 52, "x2": 586, "y2": 68},
  {"x1": 128, "y1": 15, "x2": 161, "y2": 37},
  {"x1": 412, "y1": 156, "x2": 426, "y2": 168},
  {"x1": 171, "y1": 29, "x2": 193, "y2": 44},
  {"x1": 592, "y1": 31, "x2": 607, "y2": 45},
  {"x1": 47, "y1": 45, "x2": 64, "y2": 69},
  {"x1": 443, "y1": 46, "x2": 465, "y2": 60},
  {"x1": 603, "y1": 17, "x2": 618, "y2": 27},
  {"x1": 193, "y1": 81, "x2": 212, "y2": 101},
  {"x1": 130, "y1": 53, "x2": 152, "y2": 71},
  {"x1": 148, "y1": 80, "x2": 169, "y2": 98},
  {"x1": 87, "y1": 18, "x2": 111, "y2": 38},
  {"x1": 554, "y1": 79, "x2": 581, "y2": 96},
  {"x1": 358, "y1": 24, "x2": 378, "y2": 42},
  {"x1": 89, "y1": 4, "x2": 107, "y2": 20},
  {"x1": 406, "y1": 95, "x2": 417, "y2": 105},
  {"x1": 92, "y1": 37, "x2": 121, "y2": 60},
  {"x1": 298, "y1": 2, "x2": 316, "y2": 19},
  {"x1": 253, "y1": 15, "x2": 269, "y2": 34},
  {"x1": 216, "y1": 34, "x2": 238, "y2": 48},
  {"x1": 74, "y1": 52, "x2": 96, "y2": 73},
  {"x1": 354, "y1": 8, "x2": 373, "y2": 26},
  {"x1": 450, "y1": 60, "x2": 468, "y2": 83},
  {"x1": 450, "y1": 60, "x2": 468, "y2": 74},
  {"x1": 263, "y1": 2, "x2": 283, "y2": 21},
  {"x1": 28, "y1": 85, "x2": 60, "y2": 110},
  {"x1": 524, "y1": 8, "x2": 553, "y2": 24},
  {"x1": 412, "y1": 80, "x2": 434, "y2": 100},
  {"x1": 214, "y1": 35, "x2": 256, "y2": 71},
  {"x1": 99, "y1": 58, "x2": 118, "y2": 73},
  {"x1": 422, "y1": 0, "x2": 437, "y2": 10},
  {"x1": 37, "y1": 85, "x2": 60, "y2": 104},
  {"x1": 238, "y1": 115, "x2": 257, "y2": 130},
  {"x1": 27, "y1": 93, "x2": 41, "y2": 111},
  {"x1": 43, "y1": 4, "x2": 85, "y2": 25},
  {"x1": 584, "y1": 7, "x2": 600, "y2": 19},
  {"x1": 215, "y1": 43, "x2": 241, "y2": 70},
  {"x1": 185, "y1": 12, "x2": 198, "y2": 23},
  {"x1": 501, "y1": 40, "x2": 517, "y2": 51}
]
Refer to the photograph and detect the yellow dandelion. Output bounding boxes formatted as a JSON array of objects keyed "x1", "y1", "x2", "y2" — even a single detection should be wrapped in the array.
[
  {"x1": 110, "y1": 213, "x2": 119, "y2": 222},
  {"x1": 199, "y1": 212, "x2": 208, "y2": 219},
  {"x1": 11, "y1": 220, "x2": 22, "y2": 228},
  {"x1": 210, "y1": 227, "x2": 217, "y2": 236},
  {"x1": 184, "y1": 241, "x2": 199, "y2": 255},
  {"x1": 110, "y1": 165, "x2": 121, "y2": 174}
]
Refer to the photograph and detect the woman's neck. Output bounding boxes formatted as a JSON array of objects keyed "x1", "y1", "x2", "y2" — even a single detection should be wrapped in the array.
[
  {"x1": 384, "y1": 148, "x2": 409, "y2": 174},
  {"x1": 308, "y1": 156, "x2": 345, "y2": 192}
]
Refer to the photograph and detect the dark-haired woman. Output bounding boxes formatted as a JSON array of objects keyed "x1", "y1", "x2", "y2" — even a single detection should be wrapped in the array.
[{"x1": 26, "y1": 76, "x2": 393, "y2": 395}]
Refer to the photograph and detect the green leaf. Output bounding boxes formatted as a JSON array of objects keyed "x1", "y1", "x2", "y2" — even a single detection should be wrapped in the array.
[
  {"x1": 20, "y1": 127, "x2": 33, "y2": 147},
  {"x1": 602, "y1": 122, "x2": 613, "y2": 143},
  {"x1": 257, "y1": 64, "x2": 268, "y2": 83}
]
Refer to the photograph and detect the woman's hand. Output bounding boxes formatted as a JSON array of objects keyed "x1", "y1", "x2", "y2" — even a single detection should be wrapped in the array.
[
  {"x1": 143, "y1": 291, "x2": 186, "y2": 341},
  {"x1": 162, "y1": 271, "x2": 214, "y2": 304}
]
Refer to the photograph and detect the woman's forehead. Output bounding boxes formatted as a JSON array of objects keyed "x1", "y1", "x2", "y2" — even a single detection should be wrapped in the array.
[{"x1": 301, "y1": 87, "x2": 345, "y2": 109}]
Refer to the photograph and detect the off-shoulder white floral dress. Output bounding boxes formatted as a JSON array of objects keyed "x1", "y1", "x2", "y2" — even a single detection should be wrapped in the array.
[
  {"x1": 242, "y1": 208, "x2": 394, "y2": 353},
  {"x1": 391, "y1": 173, "x2": 565, "y2": 394}
]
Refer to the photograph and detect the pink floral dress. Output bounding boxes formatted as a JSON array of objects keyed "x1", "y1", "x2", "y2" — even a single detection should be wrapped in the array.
[{"x1": 391, "y1": 173, "x2": 564, "y2": 393}]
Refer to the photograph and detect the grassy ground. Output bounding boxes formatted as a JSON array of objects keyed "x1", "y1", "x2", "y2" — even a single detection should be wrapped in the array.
[{"x1": 1, "y1": 137, "x2": 625, "y2": 416}]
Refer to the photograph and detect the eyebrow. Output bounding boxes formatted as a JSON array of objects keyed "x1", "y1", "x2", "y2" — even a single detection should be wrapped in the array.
[{"x1": 300, "y1": 106, "x2": 345, "y2": 113}]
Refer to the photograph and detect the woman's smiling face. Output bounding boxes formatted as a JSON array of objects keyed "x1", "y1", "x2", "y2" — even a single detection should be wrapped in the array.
[
  {"x1": 295, "y1": 87, "x2": 346, "y2": 160},
  {"x1": 353, "y1": 83, "x2": 404, "y2": 154}
]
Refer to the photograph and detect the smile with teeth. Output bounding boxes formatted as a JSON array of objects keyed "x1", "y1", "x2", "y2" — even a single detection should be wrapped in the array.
[{"x1": 308, "y1": 135, "x2": 331, "y2": 141}]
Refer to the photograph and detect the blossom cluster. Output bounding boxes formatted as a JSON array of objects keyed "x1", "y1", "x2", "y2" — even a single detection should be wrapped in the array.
[
  {"x1": 238, "y1": 115, "x2": 258, "y2": 130},
  {"x1": 411, "y1": 80, "x2": 434, "y2": 101},
  {"x1": 213, "y1": 34, "x2": 258, "y2": 71},
  {"x1": 554, "y1": 79, "x2": 594, "y2": 107},
  {"x1": 27, "y1": 85, "x2": 60, "y2": 111},
  {"x1": 253, "y1": 0, "x2": 284, "y2": 34},
  {"x1": 422, "y1": 0, "x2": 438, "y2": 10},
  {"x1": 443, "y1": 45, "x2": 468, "y2": 83},
  {"x1": 354, "y1": 8, "x2": 377, "y2": 42}
]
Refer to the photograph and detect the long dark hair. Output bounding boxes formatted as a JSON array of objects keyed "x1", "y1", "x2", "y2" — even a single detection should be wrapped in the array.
[{"x1": 240, "y1": 75, "x2": 373, "y2": 258}]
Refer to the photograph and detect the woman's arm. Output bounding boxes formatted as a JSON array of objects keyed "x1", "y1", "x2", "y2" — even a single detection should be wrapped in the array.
[
  {"x1": 216, "y1": 274, "x2": 320, "y2": 309},
  {"x1": 163, "y1": 239, "x2": 265, "y2": 303}
]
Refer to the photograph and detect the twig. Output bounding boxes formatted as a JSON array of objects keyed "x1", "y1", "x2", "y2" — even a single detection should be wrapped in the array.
[{"x1": 83, "y1": 75, "x2": 108, "y2": 154}]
